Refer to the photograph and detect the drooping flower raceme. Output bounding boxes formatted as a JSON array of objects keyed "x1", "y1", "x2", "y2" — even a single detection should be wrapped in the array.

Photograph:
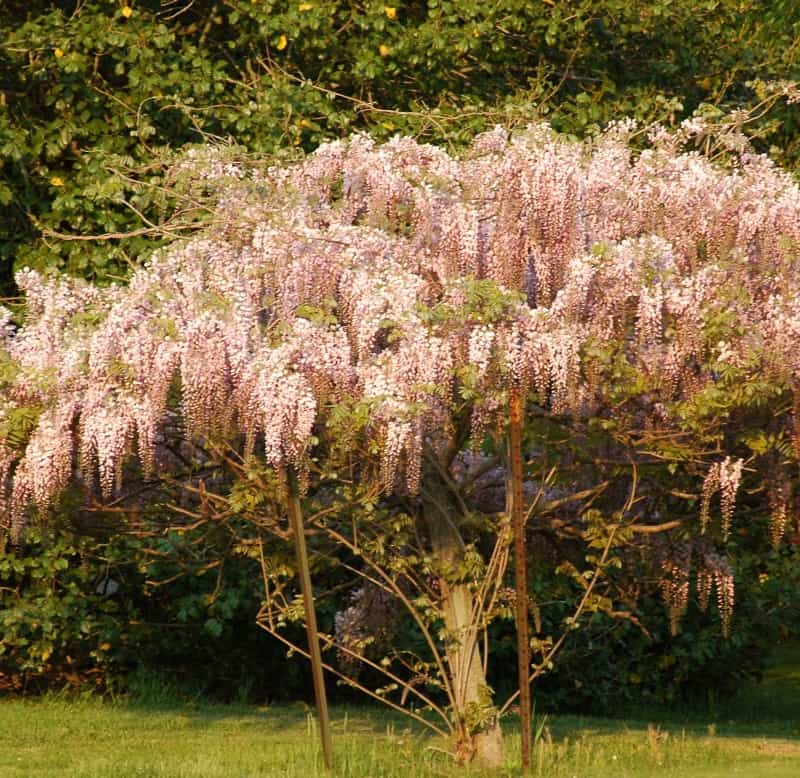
[{"x1": 3, "y1": 124, "x2": 800, "y2": 543}]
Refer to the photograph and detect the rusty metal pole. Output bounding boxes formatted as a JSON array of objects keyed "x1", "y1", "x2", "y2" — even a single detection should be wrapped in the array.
[
  {"x1": 509, "y1": 388, "x2": 531, "y2": 771},
  {"x1": 287, "y1": 468, "x2": 334, "y2": 771}
]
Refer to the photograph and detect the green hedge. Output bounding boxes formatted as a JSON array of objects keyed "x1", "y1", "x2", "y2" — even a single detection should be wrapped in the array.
[{"x1": 4, "y1": 519, "x2": 797, "y2": 708}]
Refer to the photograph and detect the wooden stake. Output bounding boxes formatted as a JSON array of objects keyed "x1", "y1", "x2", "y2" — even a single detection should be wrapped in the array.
[
  {"x1": 509, "y1": 389, "x2": 531, "y2": 771},
  {"x1": 287, "y1": 468, "x2": 334, "y2": 771}
]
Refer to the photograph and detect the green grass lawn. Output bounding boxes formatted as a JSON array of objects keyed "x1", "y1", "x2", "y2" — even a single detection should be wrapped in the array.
[{"x1": 1, "y1": 647, "x2": 798, "y2": 777}]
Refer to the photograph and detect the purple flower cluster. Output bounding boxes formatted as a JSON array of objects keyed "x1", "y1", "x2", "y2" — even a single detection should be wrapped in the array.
[{"x1": 3, "y1": 122, "x2": 800, "y2": 540}]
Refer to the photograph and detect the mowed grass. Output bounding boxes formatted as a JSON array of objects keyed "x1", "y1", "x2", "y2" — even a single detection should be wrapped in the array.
[{"x1": 0, "y1": 647, "x2": 798, "y2": 778}]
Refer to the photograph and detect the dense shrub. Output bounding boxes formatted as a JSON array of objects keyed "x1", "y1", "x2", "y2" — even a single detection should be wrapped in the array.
[
  {"x1": 5, "y1": 516, "x2": 797, "y2": 709},
  {"x1": 0, "y1": 520, "x2": 311, "y2": 700},
  {"x1": 511, "y1": 544, "x2": 800, "y2": 713},
  {"x1": 0, "y1": 527, "x2": 132, "y2": 693}
]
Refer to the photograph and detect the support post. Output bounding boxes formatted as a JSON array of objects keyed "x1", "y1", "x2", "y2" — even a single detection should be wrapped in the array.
[
  {"x1": 287, "y1": 468, "x2": 334, "y2": 771},
  {"x1": 509, "y1": 389, "x2": 531, "y2": 771}
]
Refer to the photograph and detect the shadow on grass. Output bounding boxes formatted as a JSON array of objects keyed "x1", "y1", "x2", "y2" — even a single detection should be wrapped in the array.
[{"x1": 34, "y1": 643, "x2": 797, "y2": 749}]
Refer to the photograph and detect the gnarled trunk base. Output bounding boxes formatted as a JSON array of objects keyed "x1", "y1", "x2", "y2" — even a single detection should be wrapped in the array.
[{"x1": 426, "y1": 502, "x2": 504, "y2": 768}]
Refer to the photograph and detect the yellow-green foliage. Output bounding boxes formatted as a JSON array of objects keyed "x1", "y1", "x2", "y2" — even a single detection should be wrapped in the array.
[{"x1": 2, "y1": 0, "x2": 799, "y2": 290}]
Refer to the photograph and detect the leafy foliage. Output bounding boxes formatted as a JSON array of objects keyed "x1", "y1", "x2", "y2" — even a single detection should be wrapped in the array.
[
  {"x1": 0, "y1": 518, "x2": 311, "y2": 700},
  {"x1": 0, "y1": 527, "x2": 129, "y2": 693},
  {"x1": 2, "y1": 1, "x2": 799, "y2": 292}
]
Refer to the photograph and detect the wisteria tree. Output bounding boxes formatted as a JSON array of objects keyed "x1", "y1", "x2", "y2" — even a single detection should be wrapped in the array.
[{"x1": 3, "y1": 113, "x2": 800, "y2": 766}]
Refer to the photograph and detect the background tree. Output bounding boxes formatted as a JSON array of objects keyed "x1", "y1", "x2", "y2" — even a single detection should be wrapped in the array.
[{"x1": 2, "y1": 0, "x2": 799, "y2": 294}]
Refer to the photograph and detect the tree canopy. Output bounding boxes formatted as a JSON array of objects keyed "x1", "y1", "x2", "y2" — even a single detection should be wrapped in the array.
[{"x1": 6, "y1": 120, "x2": 799, "y2": 529}]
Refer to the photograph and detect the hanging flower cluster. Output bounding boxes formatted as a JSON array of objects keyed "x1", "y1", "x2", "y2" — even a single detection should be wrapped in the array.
[
  {"x1": 655, "y1": 538, "x2": 735, "y2": 637},
  {"x1": 700, "y1": 457, "x2": 745, "y2": 540},
  {"x1": 334, "y1": 581, "x2": 399, "y2": 672},
  {"x1": 767, "y1": 467, "x2": 792, "y2": 549},
  {"x1": 3, "y1": 121, "x2": 800, "y2": 542}
]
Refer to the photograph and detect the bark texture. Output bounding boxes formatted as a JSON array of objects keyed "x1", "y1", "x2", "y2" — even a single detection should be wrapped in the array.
[{"x1": 425, "y1": 500, "x2": 504, "y2": 767}]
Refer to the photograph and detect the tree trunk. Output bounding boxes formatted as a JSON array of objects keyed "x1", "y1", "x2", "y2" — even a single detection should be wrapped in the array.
[{"x1": 425, "y1": 500, "x2": 504, "y2": 768}]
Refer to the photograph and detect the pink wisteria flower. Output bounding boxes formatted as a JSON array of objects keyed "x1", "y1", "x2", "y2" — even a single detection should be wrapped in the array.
[{"x1": 2, "y1": 122, "x2": 800, "y2": 541}]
